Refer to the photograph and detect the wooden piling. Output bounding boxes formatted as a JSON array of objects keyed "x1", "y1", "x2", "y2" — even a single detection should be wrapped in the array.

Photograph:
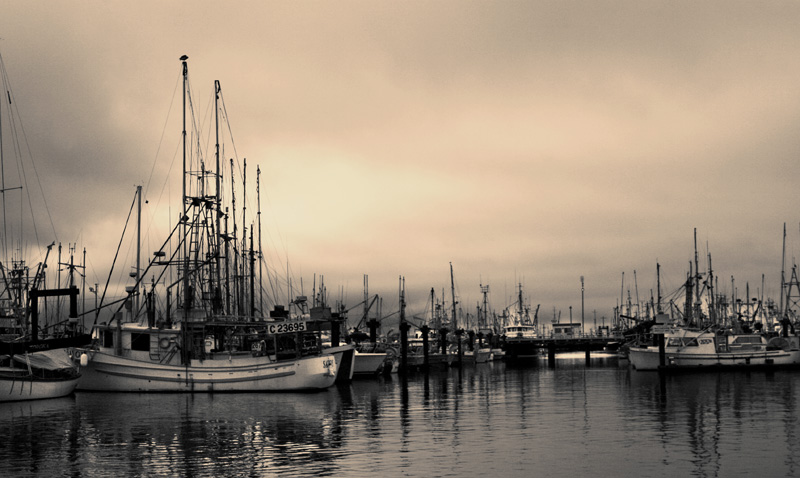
[
  {"x1": 399, "y1": 321, "x2": 410, "y2": 375},
  {"x1": 421, "y1": 325, "x2": 430, "y2": 371},
  {"x1": 367, "y1": 318, "x2": 379, "y2": 343},
  {"x1": 585, "y1": 341, "x2": 591, "y2": 367}
]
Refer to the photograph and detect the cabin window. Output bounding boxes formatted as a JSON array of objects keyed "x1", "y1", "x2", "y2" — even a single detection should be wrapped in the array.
[
  {"x1": 102, "y1": 330, "x2": 114, "y2": 348},
  {"x1": 731, "y1": 336, "x2": 762, "y2": 345},
  {"x1": 667, "y1": 337, "x2": 699, "y2": 347},
  {"x1": 131, "y1": 333, "x2": 151, "y2": 352}
]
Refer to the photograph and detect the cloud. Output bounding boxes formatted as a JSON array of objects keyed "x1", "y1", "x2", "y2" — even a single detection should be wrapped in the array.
[{"x1": 3, "y1": 1, "x2": 800, "y2": 329}]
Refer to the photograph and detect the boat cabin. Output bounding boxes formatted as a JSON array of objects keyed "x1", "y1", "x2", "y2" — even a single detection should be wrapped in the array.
[
  {"x1": 665, "y1": 332, "x2": 768, "y2": 354},
  {"x1": 505, "y1": 324, "x2": 537, "y2": 339},
  {"x1": 552, "y1": 323, "x2": 582, "y2": 338},
  {"x1": 91, "y1": 314, "x2": 323, "y2": 365}
]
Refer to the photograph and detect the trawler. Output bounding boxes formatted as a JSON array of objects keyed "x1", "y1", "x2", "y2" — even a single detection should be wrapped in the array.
[{"x1": 75, "y1": 56, "x2": 336, "y2": 392}]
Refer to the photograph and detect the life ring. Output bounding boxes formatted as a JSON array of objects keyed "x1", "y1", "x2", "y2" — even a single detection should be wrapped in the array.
[{"x1": 159, "y1": 337, "x2": 171, "y2": 349}]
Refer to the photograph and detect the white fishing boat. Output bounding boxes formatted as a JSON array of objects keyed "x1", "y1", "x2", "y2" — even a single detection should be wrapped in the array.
[
  {"x1": 1, "y1": 268, "x2": 92, "y2": 402},
  {"x1": 502, "y1": 285, "x2": 541, "y2": 361},
  {"x1": 628, "y1": 327, "x2": 800, "y2": 371},
  {"x1": 1, "y1": 349, "x2": 81, "y2": 402},
  {"x1": 76, "y1": 321, "x2": 336, "y2": 392},
  {"x1": 75, "y1": 56, "x2": 337, "y2": 392}
]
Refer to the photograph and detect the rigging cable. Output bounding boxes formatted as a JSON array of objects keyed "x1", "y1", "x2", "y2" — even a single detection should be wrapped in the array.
[{"x1": 94, "y1": 191, "x2": 137, "y2": 326}]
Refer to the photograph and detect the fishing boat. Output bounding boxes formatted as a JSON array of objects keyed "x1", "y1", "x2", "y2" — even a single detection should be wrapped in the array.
[
  {"x1": 468, "y1": 283, "x2": 494, "y2": 363},
  {"x1": 0, "y1": 252, "x2": 92, "y2": 403},
  {"x1": 628, "y1": 247, "x2": 800, "y2": 371},
  {"x1": 0, "y1": 254, "x2": 88, "y2": 403},
  {"x1": 404, "y1": 333, "x2": 448, "y2": 370},
  {"x1": 74, "y1": 56, "x2": 337, "y2": 392},
  {"x1": 628, "y1": 326, "x2": 800, "y2": 371},
  {"x1": 502, "y1": 284, "x2": 541, "y2": 361},
  {"x1": 408, "y1": 289, "x2": 451, "y2": 369},
  {"x1": 1, "y1": 297, "x2": 92, "y2": 402},
  {"x1": 340, "y1": 275, "x2": 390, "y2": 376},
  {"x1": 0, "y1": 346, "x2": 85, "y2": 402}
]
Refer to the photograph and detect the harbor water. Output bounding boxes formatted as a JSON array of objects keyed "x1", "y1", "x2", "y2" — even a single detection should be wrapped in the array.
[{"x1": 3, "y1": 353, "x2": 800, "y2": 477}]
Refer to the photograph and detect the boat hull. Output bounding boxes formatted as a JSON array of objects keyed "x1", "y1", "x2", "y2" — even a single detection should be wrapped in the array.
[
  {"x1": 465, "y1": 348, "x2": 492, "y2": 363},
  {"x1": 629, "y1": 346, "x2": 800, "y2": 371},
  {"x1": 0, "y1": 374, "x2": 80, "y2": 402},
  {"x1": 503, "y1": 340, "x2": 541, "y2": 361},
  {"x1": 76, "y1": 350, "x2": 337, "y2": 392},
  {"x1": 352, "y1": 351, "x2": 387, "y2": 376},
  {"x1": 325, "y1": 344, "x2": 356, "y2": 383}
]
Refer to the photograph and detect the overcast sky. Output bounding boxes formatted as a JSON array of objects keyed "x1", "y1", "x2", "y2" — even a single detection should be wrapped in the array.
[{"x1": 3, "y1": 1, "x2": 800, "y2": 330}]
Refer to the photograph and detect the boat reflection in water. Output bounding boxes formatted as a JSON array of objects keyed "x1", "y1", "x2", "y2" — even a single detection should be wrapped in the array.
[
  {"x1": 4, "y1": 356, "x2": 800, "y2": 477},
  {"x1": 2, "y1": 388, "x2": 351, "y2": 477}
]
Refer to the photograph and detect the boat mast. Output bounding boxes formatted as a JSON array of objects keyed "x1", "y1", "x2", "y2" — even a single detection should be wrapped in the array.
[
  {"x1": 430, "y1": 287, "x2": 435, "y2": 329},
  {"x1": 707, "y1": 249, "x2": 716, "y2": 324},
  {"x1": 0, "y1": 66, "x2": 5, "y2": 261},
  {"x1": 781, "y1": 222, "x2": 786, "y2": 317},
  {"x1": 481, "y1": 283, "x2": 489, "y2": 331},
  {"x1": 257, "y1": 166, "x2": 263, "y2": 316},
  {"x1": 685, "y1": 263, "x2": 694, "y2": 326},
  {"x1": 656, "y1": 263, "x2": 662, "y2": 313},
  {"x1": 619, "y1": 271, "x2": 624, "y2": 328},
  {"x1": 224, "y1": 209, "x2": 230, "y2": 315},
  {"x1": 135, "y1": 184, "x2": 141, "y2": 317},
  {"x1": 249, "y1": 227, "x2": 255, "y2": 318},
  {"x1": 694, "y1": 228, "x2": 701, "y2": 323},
  {"x1": 0, "y1": 53, "x2": 22, "y2": 262},
  {"x1": 634, "y1": 270, "x2": 641, "y2": 318},
  {"x1": 363, "y1": 274, "x2": 368, "y2": 327},
  {"x1": 180, "y1": 55, "x2": 190, "y2": 318},
  {"x1": 450, "y1": 262, "x2": 457, "y2": 332},
  {"x1": 230, "y1": 158, "x2": 237, "y2": 315},
  {"x1": 242, "y1": 158, "x2": 247, "y2": 316},
  {"x1": 214, "y1": 80, "x2": 222, "y2": 311}
]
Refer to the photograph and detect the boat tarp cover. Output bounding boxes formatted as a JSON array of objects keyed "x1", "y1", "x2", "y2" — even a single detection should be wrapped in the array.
[{"x1": 11, "y1": 349, "x2": 75, "y2": 370}]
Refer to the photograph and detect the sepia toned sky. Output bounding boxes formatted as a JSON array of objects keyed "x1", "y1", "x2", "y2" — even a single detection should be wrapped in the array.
[{"x1": 3, "y1": 1, "x2": 800, "y2": 329}]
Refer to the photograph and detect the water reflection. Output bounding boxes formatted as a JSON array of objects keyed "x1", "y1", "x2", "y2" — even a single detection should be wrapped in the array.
[
  {"x1": 623, "y1": 368, "x2": 800, "y2": 477},
  {"x1": 3, "y1": 357, "x2": 800, "y2": 477},
  {"x1": 0, "y1": 396, "x2": 79, "y2": 477}
]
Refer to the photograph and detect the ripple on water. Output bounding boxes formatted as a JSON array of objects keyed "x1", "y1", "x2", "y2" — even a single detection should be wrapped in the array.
[{"x1": 3, "y1": 361, "x2": 800, "y2": 477}]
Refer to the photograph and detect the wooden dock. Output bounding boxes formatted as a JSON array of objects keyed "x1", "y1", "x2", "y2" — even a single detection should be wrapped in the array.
[{"x1": 503, "y1": 334, "x2": 625, "y2": 365}]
